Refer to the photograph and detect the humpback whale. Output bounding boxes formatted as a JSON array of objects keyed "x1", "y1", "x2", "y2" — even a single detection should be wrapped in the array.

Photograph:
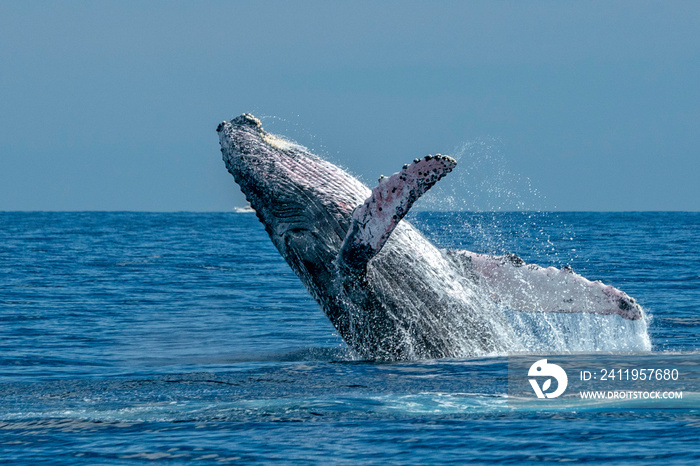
[{"x1": 217, "y1": 114, "x2": 644, "y2": 360}]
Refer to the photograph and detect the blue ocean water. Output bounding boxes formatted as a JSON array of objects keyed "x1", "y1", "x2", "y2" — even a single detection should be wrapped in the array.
[{"x1": 0, "y1": 211, "x2": 698, "y2": 464}]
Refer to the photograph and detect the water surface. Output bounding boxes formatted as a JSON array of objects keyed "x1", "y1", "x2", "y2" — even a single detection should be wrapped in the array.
[{"x1": 1, "y1": 212, "x2": 698, "y2": 464}]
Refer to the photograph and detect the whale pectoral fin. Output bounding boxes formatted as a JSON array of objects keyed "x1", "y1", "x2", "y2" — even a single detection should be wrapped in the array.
[
  {"x1": 337, "y1": 155, "x2": 456, "y2": 273},
  {"x1": 446, "y1": 250, "x2": 643, "y2": 321}
]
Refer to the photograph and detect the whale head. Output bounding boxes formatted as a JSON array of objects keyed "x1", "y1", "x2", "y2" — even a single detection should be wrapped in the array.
[{"x1": 217, "y1": 114, "x2": 369, "y2": 293}]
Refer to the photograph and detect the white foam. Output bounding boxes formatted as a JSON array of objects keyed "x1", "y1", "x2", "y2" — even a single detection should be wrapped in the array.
[{"x1": 503, "y1": 309, "x2": 652, "y2": 352}]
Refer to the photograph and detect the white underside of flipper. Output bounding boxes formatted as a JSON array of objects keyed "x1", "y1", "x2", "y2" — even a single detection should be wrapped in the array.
[
  {"x1": 447, "y1": 250, "x2": 643, "y2": 321},
  {"x1": 337, "y1": 155, "x2": 456, "y2": 273}
]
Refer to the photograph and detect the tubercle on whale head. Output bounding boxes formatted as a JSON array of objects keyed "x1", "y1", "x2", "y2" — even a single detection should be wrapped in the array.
[{"x1": 217, "y1": 114, "x2": 262, "y2": 132}]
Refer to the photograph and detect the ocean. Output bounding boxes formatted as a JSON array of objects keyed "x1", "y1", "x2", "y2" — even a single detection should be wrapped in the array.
[{"x1": 1, "y1": 211, "x2": 698, "y2": 464}]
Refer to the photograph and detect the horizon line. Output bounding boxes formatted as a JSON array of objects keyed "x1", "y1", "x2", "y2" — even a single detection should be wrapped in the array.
[{"x1": 1, "y1": 210, "x2": 698, "y2": 214}]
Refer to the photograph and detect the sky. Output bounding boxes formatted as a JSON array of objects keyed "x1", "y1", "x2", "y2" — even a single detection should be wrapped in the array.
[{"x1": 1, "y1": 1, "x2": 698, "y2": 211}]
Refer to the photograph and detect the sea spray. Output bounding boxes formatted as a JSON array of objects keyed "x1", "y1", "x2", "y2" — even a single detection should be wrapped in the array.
[{"x1": 411, "y1": 139, "x2": 651, "y2": 354}]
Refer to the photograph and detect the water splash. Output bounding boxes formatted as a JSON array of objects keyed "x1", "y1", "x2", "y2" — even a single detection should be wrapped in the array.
[
  {"x1": 409, "y1": 138, "x2": 651, "y2": 355},
  {"x1": 505, "y1": 310, "x2": 651, "y2": 352},
  {"x1": 416, "y1": 138, "x2": 546, "y2": 212},
  {"x1": 413, "y1": 138, "x2": 572, "y2": 261}
]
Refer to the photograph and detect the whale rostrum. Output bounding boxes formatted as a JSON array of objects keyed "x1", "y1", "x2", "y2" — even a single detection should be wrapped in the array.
[{"x1": 218, "y1": 113, "x2": 644, "y2": 360}]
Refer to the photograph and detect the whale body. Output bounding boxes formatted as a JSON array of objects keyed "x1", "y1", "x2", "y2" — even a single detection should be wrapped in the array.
[{"x1": 217, "y1": 114, "x2": 645, "y2": 360}]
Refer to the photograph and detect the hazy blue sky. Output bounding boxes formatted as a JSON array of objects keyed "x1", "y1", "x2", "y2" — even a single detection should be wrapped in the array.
[{"x1": 1, "y1": 1, "x2": 698, "y2": 211}]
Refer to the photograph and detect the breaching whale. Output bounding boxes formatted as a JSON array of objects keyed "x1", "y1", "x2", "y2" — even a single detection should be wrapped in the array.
[{"x1": 217, "y1": 114, "x2": 644, "y2": 360}]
